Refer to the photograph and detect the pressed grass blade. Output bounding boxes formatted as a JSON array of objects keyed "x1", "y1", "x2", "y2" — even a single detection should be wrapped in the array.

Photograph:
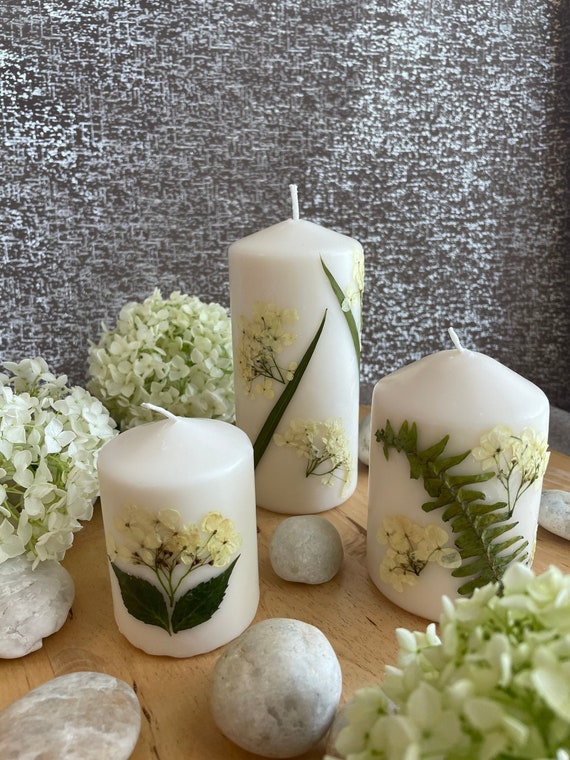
[
  {"x1": 320, "y1": 257, "x2": 360, "y2": 368},
  {"x1": 253, "y1": 310, "x2": 327, "y2": 468}
]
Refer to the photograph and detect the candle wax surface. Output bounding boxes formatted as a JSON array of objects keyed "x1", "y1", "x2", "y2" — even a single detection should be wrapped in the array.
[
  {"x1": 367, "y1": 346, "x2": 550, "y2": 621},
  {"x1": 229, "y1": 217, "x2": 362, "y2": 513},
  {"x1": 97, "y1": 416, "x2": 259, "y2": 656}
]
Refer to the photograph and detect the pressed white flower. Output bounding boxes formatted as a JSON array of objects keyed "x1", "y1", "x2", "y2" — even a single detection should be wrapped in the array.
[
  {"x1": 329, "y1": 563, "x2": 570, "y2": 760},
  {"x1": 238, "y1": 302, "x2": 298, "y2": 398},
  {"x1": 0, "y1": 358, "x2": 117, "y2": 564},
  {"x1": 274, "y1": 417, "x2": 354, "y2": 495},
  {"x1": 472, "y1": 424, "x2": 550, "y2": 516},
  {"x1": 87, "y1": 289, "x2": 235, "y2": 430},
  {"x1": 377, "y1": 514, "x2": 460, "y2": 591}
]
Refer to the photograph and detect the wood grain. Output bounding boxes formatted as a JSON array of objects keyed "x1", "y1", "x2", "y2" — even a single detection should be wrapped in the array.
[{"x1": 1, "y1": 443, "x2": 569, "y2": 760}]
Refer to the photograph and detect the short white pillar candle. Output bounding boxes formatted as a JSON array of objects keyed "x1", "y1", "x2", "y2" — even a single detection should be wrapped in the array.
[
  {"x1": 97, "y1": 405, "x2": 259, "y2": 656},
  {"x1": 367, "y1": 329, "x2": 550, "y2": 620},
  {"x1": 229, "y1": 185, "x2": 364, "y2": 514}
]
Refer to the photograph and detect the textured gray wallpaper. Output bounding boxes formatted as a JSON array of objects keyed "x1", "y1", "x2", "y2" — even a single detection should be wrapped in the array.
[{"x1": 1, "y1": 0, "x2": 569, "y2": 410}]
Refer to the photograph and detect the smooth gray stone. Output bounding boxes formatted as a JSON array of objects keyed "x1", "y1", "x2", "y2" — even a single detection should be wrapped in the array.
[
  {"x1": 358, "y1": 413, "x2": 371, "y2": 466},
  {"x1": 0, "y1": 671, "x2": 141, "y2": 760},
  {"x1": 539, "y1": 489, "x2": 570, "y2": 540},
  {"x1": 211, "y1": 618, "x2": 342, "y2": 758},
  {"x1": 0, "y1": 556, "x2": 75, "y2": 658},
  {"x1": 269, "y1": 515, "x2": 344, "y2": 584}
]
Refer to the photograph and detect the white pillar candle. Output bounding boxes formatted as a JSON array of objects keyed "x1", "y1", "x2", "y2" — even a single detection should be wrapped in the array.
[
  {"x1": 229, "y1": 186, "x2": 364, "y2": 513},
  {"x1": 97, "y1": 405, "x2": 259, "y2": 656},
  {"x1": 367, "y1": 329, "x2": 550, "y2": 620}
]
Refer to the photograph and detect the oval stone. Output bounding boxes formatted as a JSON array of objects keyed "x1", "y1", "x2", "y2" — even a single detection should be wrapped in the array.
[
  {"x1": 269, "y1": 515, "x2": 344, "y2": 584},
  {"x1": 539, "y1": 489, "x2": 570, "y2": 540},
  {"x1": 0, "y1": 556, "x2": 75, "y2": 658},
  {"x1": 0, "y1": 672, "x2": 141, "y2": 760},
  {"x1": 210, "y1": 618, "x2": 342, "y2": 758}
]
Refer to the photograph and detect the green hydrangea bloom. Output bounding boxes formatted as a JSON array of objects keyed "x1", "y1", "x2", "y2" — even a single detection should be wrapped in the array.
[
  {"x1": 87, "y1": 289, "x2": 235, "y2": 430},
  {"x1": 328, "y1": 563, "x2": 570, "y2": 760}
]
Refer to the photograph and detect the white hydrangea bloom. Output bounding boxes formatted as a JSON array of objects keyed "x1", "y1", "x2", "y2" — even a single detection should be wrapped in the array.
[
  {"x1": 0, "y1": 358, "x2": 117, "y2": 566},
  {"x1": 327, "y1": 563, "x2": 570, "y2": 760}
]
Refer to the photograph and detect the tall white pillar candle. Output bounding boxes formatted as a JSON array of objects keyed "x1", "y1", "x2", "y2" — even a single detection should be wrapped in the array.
[
  {"x1": 97, "y1": 406, "x2": 259, "y2": 656},
  {"x1": 229, "y1": 186, "x2": 364, "y2": 513},
  {"x1": 367, "y1": 330, "x2": 550, "y2": 620}
]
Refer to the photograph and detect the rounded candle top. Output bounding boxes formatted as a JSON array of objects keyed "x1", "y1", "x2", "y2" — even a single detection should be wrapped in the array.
[
  {"x1": 375, "y1": 332, "x2": 549, "y2": 430},
  {"x1": 228, "y1": 218, "x2": 360, "y2": 259},
  {"x1": 97, "y1": 413, "x2": 252, "y2": 486},
  {"x1": 228, "y1": 185, "x2": 361, "y2": 260}
]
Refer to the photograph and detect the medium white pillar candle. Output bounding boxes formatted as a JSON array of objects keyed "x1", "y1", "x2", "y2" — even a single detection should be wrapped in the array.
[
  {"x1": 367, "y1": 329, "x2": 550, "y2": 620},
  {"x1": 229, "y1": 186, "x2": 364, "y2": 513},
  {"x1": 97, "y1": 405, "x2": 259, "y2": 656}
]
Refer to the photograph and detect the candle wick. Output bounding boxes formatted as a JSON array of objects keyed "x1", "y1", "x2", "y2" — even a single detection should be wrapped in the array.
[
  {"x1": 142, "y1": 402, "x2": 178, "y2": 422},
  {"x1": 289, "y1": 184, "x2": 299, "y2": 221},
  {"x1": 448, "y1": 327, "x2": 465, "y2": 352}
]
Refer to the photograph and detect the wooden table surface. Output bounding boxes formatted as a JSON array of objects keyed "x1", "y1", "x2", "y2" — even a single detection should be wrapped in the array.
[{"x1": 2, "y1": 440, "x2": 570, "y2": 760}]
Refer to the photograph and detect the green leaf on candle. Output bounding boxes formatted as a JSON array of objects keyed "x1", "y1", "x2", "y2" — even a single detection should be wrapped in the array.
[
  {"x1": 320, "y1": 257, "x2": 360, "y2": 368},
  {"x1": 375, "y1": 420, "x2": 529, "y2": 596},
  {"x1": 171, "y1": 555, "x2": 239, "y2": 633},
  {"x1": 253, "y1": 310, "x2": 327, "y2": 468},
  {"x1": 111, "y1": 562, "x2": 172, "y2": 634}
]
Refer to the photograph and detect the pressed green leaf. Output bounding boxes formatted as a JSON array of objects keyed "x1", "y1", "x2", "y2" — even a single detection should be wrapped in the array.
[
  {"x1": 448, "y1": 472, "x2": 495, "y2": 488},
  {"x1": 171, "y1": 556, "x2": 239, "y2": 633},
  {"x1": 320, "y1": 257, "x2": 360, "y2": 367},
  {"x1": 430, "y1": 450, "x2": 470, "y2": 474},
  {"x1": 111, "y1": 562, "x2": 171, "y2": 634},
  {"x1": 420, "y1": 436, "x2": 451, "y2": 463},
  {"x1": 253, "y1": 311, "x2": 327, "y2": 468}
]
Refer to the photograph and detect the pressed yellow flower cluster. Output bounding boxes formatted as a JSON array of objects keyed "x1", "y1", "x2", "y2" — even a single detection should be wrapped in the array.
[
  {"x1": 238, "y1": 302, "x2": 299, "y2": 399},
  {"x1": 378, "y1": 514, "x2": 461, "y2": 592},
  {"x1": 108, "y1": 504, "x2": 241, "y2": 606},
  {"x1": 274, "y1": 417, "x2": 354, "y2": 495},
  {"x1": 341, "y1": 247, "x2": 365, "y2": 314},
  {"x1": 472, "y1": 425, "x2": 550, "y2": 516}
]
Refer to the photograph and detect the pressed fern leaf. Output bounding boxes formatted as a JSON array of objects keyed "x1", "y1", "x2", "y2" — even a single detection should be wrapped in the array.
[{"x1": 375, "y1": 420, "x2": 529, "y2": 595}]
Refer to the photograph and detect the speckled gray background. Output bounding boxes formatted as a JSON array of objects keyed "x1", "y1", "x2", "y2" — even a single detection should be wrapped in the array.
[{"x1": 1, "y1": 0, "x2": 569, "y2": 411}]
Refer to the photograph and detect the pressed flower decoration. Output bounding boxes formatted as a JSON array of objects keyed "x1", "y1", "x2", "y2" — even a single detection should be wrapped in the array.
[
  {"x1": 108, "y1": 504, "x2": 242, "y2": 635},
  {"x1": 378, "y1": 515, "x2": 461, "y2": 592},
  {"x1": 237, "y1": 253, "x2": 362, "y2": 474},
  {"x1": 238, "y1": 302, "x2": 298, "y2": 399},
  {"x1": 327, "y1": 563, "x2": 570, "y2": 760},
  {"x1": 274, "y1": 417, "x2": 354, "y2": 496},
  {"x1": 0, "y1": 358, "x2": 117, "y2": 566},
  {"x1": 472, "y1": 424, "x2": 550, "y2": 517},
  {"x1": 87, "y1": 289, "x2": 235, "y2": 431},
  {"x1": 374, "y1": 419, "x2": 550, "y2": 596}
]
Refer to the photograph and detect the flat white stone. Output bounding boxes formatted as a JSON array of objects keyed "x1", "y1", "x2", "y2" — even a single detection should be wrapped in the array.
[
  {"x1": 539, "y1": 489, "x2": 570, "y2": 540},
  {"x1": 211, "y1": 618, "x2": 342, "y2": 758},
  {"x1": 270, "y1": 515, "x2": 343, "y2": 584},
  {"x1": 0, "y1": 671, "x2": 141, "y2": 760},
  {"x1": 358, "y1": 413, "x2": 371, "y2": 466},
  {"x1": 0, "y1": 556, "x2": 75, "y2": 658}
]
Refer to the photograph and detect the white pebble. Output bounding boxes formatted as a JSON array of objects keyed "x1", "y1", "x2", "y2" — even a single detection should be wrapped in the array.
[
  {"x1": 0, "y1": 556, "x2": 75, "y2": 658},
  {"x1": 210, "y1": 618, "x2": 342, "y2": 758},
  {"x1": 270, "y1": 515, "x2": 343, "y2": 584},
  {"x1": 539, "y1": 490, "x2": 570, "y2": 540},
  {"x1": 0, "y1": 672, "x2": 141, "y2": 760}
]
